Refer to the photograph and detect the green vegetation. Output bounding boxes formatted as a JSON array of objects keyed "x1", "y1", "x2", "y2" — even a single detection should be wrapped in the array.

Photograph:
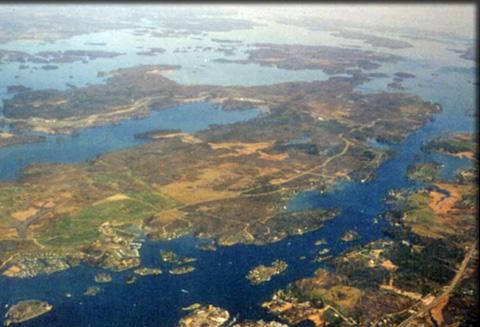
[
  {"x1": 424, "y1": 133, "x2": 476, "y2": 156},
  {"x1": 407, "y1": 162, "x2": 441, "y2": 183},
  {"x1": 37, "y1": 189, "x2": 176, "y2": 247}
]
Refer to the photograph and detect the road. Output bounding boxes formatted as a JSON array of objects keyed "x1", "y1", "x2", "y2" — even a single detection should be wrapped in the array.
[{"x1": 396, "y1": 241, "x2": 478, "y2": 327}]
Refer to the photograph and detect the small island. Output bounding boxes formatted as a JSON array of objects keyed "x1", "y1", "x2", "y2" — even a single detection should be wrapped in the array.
[
  {"x1": 246, "y1": 260, "x2": 288, "y2": 285},
  {"x1": 133, "y1": 267, "x2": 163, "y2": 276},
  {"x1": 94, "y1": 272, "x2": 112, "y2": 283},
  {"x1": 125, "y1": 275, "x2": 137, "y2": 284},
  {"x1": 136, "y1": 47, "x2": 166, "y2": 56},
  {"x1": 83, "y1": 286, "x2": 101, "y2": 296},
  {"x1": 160, "y1": 250, "x2": 196, "y2": 265},
  {"x1": 314, "y1": 239, "x2": 327, "y2": 246},
  {"x1": 341, "y1": 230, "x2": 360, "y2": 242},
  {"x1": 4, "y1": 300, "x2": 53, "y2": 326},
  {"x1": 407, "y1": 162, "x2": 442, "y2": 183},
  {"x1": 169, "y1": 266, "x2": 196, "y2": 275}
]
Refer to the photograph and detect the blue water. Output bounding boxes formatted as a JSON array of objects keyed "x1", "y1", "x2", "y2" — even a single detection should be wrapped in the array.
[
  {"x1": 0, "y1": 102, "x2": 262, "y2": 180},
  {"x1": 0, "y1": 23, "x2": 476, "y2": 327}
]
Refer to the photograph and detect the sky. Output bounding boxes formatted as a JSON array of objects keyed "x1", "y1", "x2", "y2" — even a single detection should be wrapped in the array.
[
  {"x1": 1, "y1": 4, "x2": 476, "y2": 40},
  {"x1": 223, "y1": 4, "x2": 476, "y2": 40}
]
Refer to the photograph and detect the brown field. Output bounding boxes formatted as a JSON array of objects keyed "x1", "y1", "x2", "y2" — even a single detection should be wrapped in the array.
[
  {"x1": 208, "y1": 141, "x2": 272, "y2": 157},
  {"x1": 429, "y1": 295, "x2": 449, "y2": 325},
  {"x1": 429, "y1": 183, "x2": 462, "y2": 215},
  {"x1": 159, "y1": 164, "x2": 242, "y2": 203},
  {"x1": 11, "y1": 208, "x2": 39, "y2": 222}
]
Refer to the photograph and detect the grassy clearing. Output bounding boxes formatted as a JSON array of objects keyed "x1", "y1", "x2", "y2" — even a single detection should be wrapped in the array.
[{"x1": 37, "y1": 189, "x2": 176, "y2": 247}]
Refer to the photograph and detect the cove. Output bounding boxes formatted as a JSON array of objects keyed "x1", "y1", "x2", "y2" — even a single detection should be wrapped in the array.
[{"x1": 0, "y1": 102, "x2": 262, "y2": 180}]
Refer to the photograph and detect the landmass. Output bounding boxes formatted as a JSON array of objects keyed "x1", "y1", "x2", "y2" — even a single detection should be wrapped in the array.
[
  {"x1": 246, "y1": 260, "x2": 288, "y2": 285},
  {"x1": 94, "y1": 272, "x2": 112, "y2": 283},
  {"x1": 313, "y1": 248, "x2": 331, "y2": 263},
  {"x1": 0, "y1": 6, "x2": 136, "y2": 43},
  {"x1": 136, "y1": 47, "x2": 166, "y2": 56},
  {"x1": 340, "y1": 230, "x2": 359, "y2": 242},
  {"x1": 387, "y1": 72, "x2": 416, "y2": 91},
  {"x1": 0, "y1": 49, "x2": 124, "y2": 66},
  {"x1": 40, "y1": 65, "x2": 58, "y2": 70},
  {"x1": 211, "y1": 38, "x2": 243, "y2": 44},
  {"x1": 178, "y1": 304, "x2": 229, "y2": 327},
  {"x1": 407, "y1": 162, "x2": 442, "y2": 183},
  {"x1": 125, "y1": 275, "x2": 137, "y2": 284},
  {"x1": 134, "y1": 267, "x2": 162, "y2": 276},
  {"x1": 178, "y1": 304, "x2": 287, "y2": 327},
  {"x1": 213, "y1": 43, "x2": 401, "y2": 74},
  {"x1": 449, "y1": 46, "x2": 475, "y2": 61},
  {"x1": 314, "y1": 239, "x2": 327, "y2": 246},
  {"x1": 423, "y1": 133, "x2": 476, "y2": 159},
  {"x1": 0, "y1": 62, "x2": 441, "y2": 279},
  {"x1": 83, "y1": 286, "x2": 101, "y2": 296},
  {"x1": 160, "y1": 250, "x2": 196, "y2": 265},
  {"x1": 169, "y1": 266, "x2": 195, "y2": 275},
  {"x1": 197, "y1": 242, "x2": 217, "y2": 252},
  {"x1": 84, "y1": 42, "x2": 107, "y2": 46},
  {"x1": 331, "y1": 30, "x2": 413, "y2": 49},
  {"x1": 156, "y1": 17, "x2": 262, "y2": 33},
  {"x1": 394, "y1": 72, "x2": 415, "y2": 80},
  {"x1": 0, "y1": 131, "x2": 45, "y2": 149},
  {"x1": 4, "y1": 300, "x2": 52, "y2": 326},
  {"x1": 6, "y1": 85, "x2": 31, "y2": 94}
]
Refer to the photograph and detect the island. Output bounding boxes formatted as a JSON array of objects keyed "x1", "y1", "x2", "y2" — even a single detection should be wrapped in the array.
[
  {"x1": 136, "y1": 47, "x2": 166, "y2": 56},
  {"x1": 197, "y1": 242, "x2": 217, "y2": 252},
  {"x1": 160, "y1": 250, "x2": 196, "y2": 265},
  {"x1": 0, "y1": 49, "x2": 124, "y2": 67},
  {"x1": 169, "y1": 266, "x2": 196, "y2": 275},
  {"x1": 331, "y1": 30, "x2": 413, "y2": 49},
  {"x1": 340, "y1": 230, "x2": 360, "y2": 242},
  {"x1": 4, "y1": 300, "x2": 52, "y2": 326},
  {"x1": 125, "y1": 275, "x2": 137, "y2": 284},
  {"x1": 83, "y1": 286, "x2": 101, "y2": 296},
  {"x1": 0, "y1": 131, "x2": 45, "y2": 149},
  {"x1": 94, "y1": 272, "x2": 112, "y2": 283},
  {"x1": 40, "y1": 65, "x2": 58, "y2": 70},
  {"x1": 314, "y1": 239, "x2": 327, "y2": 246},
  {"x1": 423, "y1": 133, "x2": 476, "y2": 159},
  {"x1": 213, "y1": 43, "x2": 401, "y2": 74},
  {"x1": 407, "y1": 162, "x2": 442, "y2": 183},
  {"x1": 246, "y1": 260, "x2": 288, "y2": 285},
  {"x1": 134, "y1": 267, "x2": 163, "y2": 276},
  {"x1": 178, "y1": 304, "x2": 230, "y2": 327},
  {"x1": 178, "y1": 304, "x2": 288, "y2": 327}
]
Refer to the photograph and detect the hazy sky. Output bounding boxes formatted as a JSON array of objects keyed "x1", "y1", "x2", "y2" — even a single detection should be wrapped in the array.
[
  {"x1": 3, "y1": 4, "x2": 476, "y2": 40},
  {"x1": 223, "y1": 4, "x2": 476, "y2": 39}
]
